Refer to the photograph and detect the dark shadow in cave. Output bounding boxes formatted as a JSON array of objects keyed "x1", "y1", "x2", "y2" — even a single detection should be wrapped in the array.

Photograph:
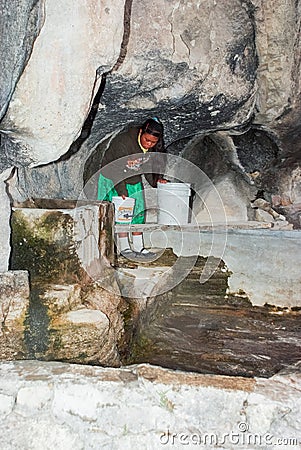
[{"x1": 231, "y1": 126, "x2": 279, "y2": 174}]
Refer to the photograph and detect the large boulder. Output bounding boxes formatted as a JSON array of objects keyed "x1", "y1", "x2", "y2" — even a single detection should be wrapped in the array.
[
  {"x1": 0, "y1": 0, "x2": 43, "y2": 121},
  {"x1": 0, "y1": 0, "x2": 124, "y2": 170}
]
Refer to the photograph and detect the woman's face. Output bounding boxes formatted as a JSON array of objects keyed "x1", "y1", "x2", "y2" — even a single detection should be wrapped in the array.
[{"x1": 140, "y1": 132, "x2": 159, "y2": 150}]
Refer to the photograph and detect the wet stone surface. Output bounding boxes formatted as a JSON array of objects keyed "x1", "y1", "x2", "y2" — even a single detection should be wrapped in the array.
[
  {"x1": 24, "y1": 285, "x2": 50, "y2": 360},
  {"x1": 125, "y1": 250, "x2": 301, "y2": 378}
]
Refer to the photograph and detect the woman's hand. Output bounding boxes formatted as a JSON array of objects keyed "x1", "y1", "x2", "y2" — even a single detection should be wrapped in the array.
[{"x1": 157, "y1": 178, "x2": 168, "y2": 184}]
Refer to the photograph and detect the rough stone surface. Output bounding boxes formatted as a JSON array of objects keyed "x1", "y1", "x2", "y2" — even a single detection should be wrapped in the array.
[
  {"x1": 1, "y1": 1, "x2": 301, "y2": 377},
  {"x1": 0, "y1": 0, "x2": 124, "y2": 168},
  {"x1": 91, "y1": 0, "x2": 257, "y2": 145},
  {"x1": 81, "y1": 283, "x2": 126, "y2": 348},
  {"x1": 47, "y1": 308, "x2": 120, "y2": 366},
  {"x1": 253, "y1": 0, "x2": 301, "y2": 126},
  {"x1": 5, "y1": 0, "x2": 257, "y2": 195},
  {"x1": 137, "y1": 227, "x2": 301, "y2": 308},
  {"x1": 0, "y1": 360, "x2": 300, "y2": 449},
  {"x1": 194, "y1": 177, "x2": 250, "y2": 223},
  {"x1": 0, "y1": 0, "x2": 43, "y2": 120},
  {"x1": 116, "y1": 249, "x2": 301, "y2": 378},
  {"x1": 3, "y1": 201, "x2": 124, "y2": 366},
  {"x1": 0, "y1": 168, "x2": 13, "y2": 271},
  {"x1": 2, "y1": 1, "x2": 301, "y2": 231},
  {"x1": 10, "y1": 201, "x2": 115, "y2": 282},
  {"x1": 3, "y1": 0, "x2": 300, "y2": 167},
  {"x1": 0, "y1": 271, "x2": 29, "y2": 359}
]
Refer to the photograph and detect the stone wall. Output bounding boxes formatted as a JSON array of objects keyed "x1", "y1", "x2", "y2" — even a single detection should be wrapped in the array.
[{"x1": 0, "y1": 200, "x2": 125, "y2": 366}]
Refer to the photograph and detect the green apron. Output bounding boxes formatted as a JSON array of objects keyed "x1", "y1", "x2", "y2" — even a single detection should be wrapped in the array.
[{"x1": 98, "y1": 173, "x2": 145, "y2": 224}]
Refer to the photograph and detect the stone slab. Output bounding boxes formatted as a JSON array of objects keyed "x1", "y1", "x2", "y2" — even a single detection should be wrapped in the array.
[
  {"x1": 0, "y1": 360, "x2": 299, "y2": 450},
  {"x1": 117, "y1": 225, "x2": 301, "y2": 307}
]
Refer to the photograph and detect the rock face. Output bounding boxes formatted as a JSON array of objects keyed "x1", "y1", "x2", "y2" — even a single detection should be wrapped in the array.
[
  {"x1": 0, "y1": 0, "x2": 43, "y2": 121},
  {"x1": 3, "y1": 0, "x2": 301, "y2": 168},
  {"x1": 91, "y1": 0, "x2": 257, "y2": 144},
  {"x1": 253, "y1": 0, "x2": 301, "y2": 126},
  {"x1": 0, "y1": 0, "x2": 124, "y2": 169},
  {"x1": 5, "y1": 200, "x2": 125, "y2": 366},
  {"x1": 0, "y1": 271, "x2": 29, "y2": 360},
  {"x1": 47, "y1": 308, "x2": 119, "y2": 366},
  {"x1": 0, "y1": 168, "x2": 13, "y2": 271},
  {"x1": 1, "y1": 0, "x2": 301, "y2": 371},
  {"x1": 117, "y1": 248, "x2": 301, "y2": 378},
  {"x1": 1, "y1": 0, "x2": 300, "y2": 230}
]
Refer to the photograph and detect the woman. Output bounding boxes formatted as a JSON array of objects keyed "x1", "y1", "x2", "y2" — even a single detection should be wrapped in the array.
[{"x1": 98, "y1": 117, "x2": 167, "y2": 260}]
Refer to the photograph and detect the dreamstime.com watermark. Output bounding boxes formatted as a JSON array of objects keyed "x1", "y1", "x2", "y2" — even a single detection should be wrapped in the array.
[{"x1": 159, "y1": 422, "x2": 300, "y2": 447}]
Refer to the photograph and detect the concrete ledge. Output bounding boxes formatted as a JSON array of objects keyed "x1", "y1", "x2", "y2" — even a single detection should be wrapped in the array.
[
  {"x1": 116, "y1": 225, "x2": 301, "y2": 307},
  {"x1": 115, "y1": 221, "x2": 273, "y2": 233},
  {"x1": 0, "y1": 360, "x2": 300, "y2": 449}
]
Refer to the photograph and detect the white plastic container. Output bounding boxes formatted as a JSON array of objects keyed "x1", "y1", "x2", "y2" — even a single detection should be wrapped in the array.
[
  {"x1": 111, "y1": 196, "x2": 135, "y2": 224},
  {"x1": 157, "y1": 182, "x2": 191, "y2": 225}
]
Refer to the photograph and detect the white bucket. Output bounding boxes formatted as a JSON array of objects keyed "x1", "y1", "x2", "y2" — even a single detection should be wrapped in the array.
[
  {"x1": 157, "y1": 182, "x2": 191, "y2": 225},
  {"x1": 111, "y1": 196, "x2": 135, "y2": 224}
]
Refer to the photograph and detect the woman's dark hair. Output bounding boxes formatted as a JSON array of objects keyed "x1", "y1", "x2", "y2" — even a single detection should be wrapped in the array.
[
  {"x1": 141, "y1": 117, "x2": 166, "y2": 186},
  {"x1": 141, "y1": 117, "x2": 163, "y2": 137},
  {"x1": 141, "y1": 117, "x2": 165, "y2": 153}
]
